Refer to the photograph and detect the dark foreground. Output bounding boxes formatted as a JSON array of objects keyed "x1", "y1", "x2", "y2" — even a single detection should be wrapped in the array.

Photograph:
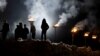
[{"x1": 0, "y1": 40, "x2": 100, "y2": 56}]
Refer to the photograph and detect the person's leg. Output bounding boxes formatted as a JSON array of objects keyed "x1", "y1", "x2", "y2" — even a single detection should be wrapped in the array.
[
  {"x1": 24, "y1": 35, "x2": 27, "y2": 40},
  {"x1": 41, "y1": 31, "x2": 43, "y2": 40},
  {"x1": 34, "y1": 33, "x2": 35, "y2": 39},
  {"x1": 26, "y1": 35, "x2": 27, "y2": 39},
  {"x1": 2, "y1": 33, "x2": 7, "y2": 41},
  {"x1": 32, "y1": 33, "x2": 34, "y2": 39},
  {"x1": 44, "y1": 31, "x2": 47, "y2": 41}
]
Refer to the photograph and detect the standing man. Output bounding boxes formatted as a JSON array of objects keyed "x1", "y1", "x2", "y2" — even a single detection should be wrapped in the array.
[
  {"x1": 18, "y1": 22, "x2": 24, "y2": 39},
  {"x1": 30, "y1": 23, "x2": 36, "y2": 40},
  {"x1": 15, "y1": 25, "x2": 20, "y2": 40},
  {"x1": 41, "y1": 18, "x2": 49, "y2": 41},
  {"x1": 23, "y1": 24, "x2": 29, "y2": 40},
  {"x1": 1, "y1": 20, "x2": 9, "y2": 41}
]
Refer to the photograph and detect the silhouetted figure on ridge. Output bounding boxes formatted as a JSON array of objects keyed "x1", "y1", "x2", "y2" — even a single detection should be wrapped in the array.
[
  {"x1": 41, "y1": 18, "x2": 49, "y2": 41},
  {"x1": 23, "y1": 24, "x2": 29, "y2": 40},
  {"x1": 18, "y1": 22, "x2": 24, "y2": 39},
  {"x1": 0, "y1": 20, "x2": 9, "y2": 41},
  {"x1": 30, "y1": 24, "x2": 36, "y2": 40},
  {"x1": 15, "y1": 25, "x2": 20, "y2": 40}
]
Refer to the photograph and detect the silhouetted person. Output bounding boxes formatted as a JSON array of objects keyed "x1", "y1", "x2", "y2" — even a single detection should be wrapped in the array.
[
  {"x1": 1, "y1": 20, "x2": 9, "y2": 41},
  {"x1": 15, "y1": 25, "x2": 20, "y2": 40},
  {"x1": 30, "y1": 24, "x2": 36, "y2": 39},
  {"x1": 41, "y1": 18, "x2": 49, "y2": 41},
  {"x1": 23, "y1": 24, "x2": 29, "y2": 39},
  {"x1": 18, "y1": 22, "x2": 24, "y2": 39}
]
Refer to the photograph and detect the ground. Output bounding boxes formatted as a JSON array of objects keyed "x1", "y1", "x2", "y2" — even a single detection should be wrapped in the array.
[{"x1": 0, "y1": 39, "x2": 100, "y2": 56}]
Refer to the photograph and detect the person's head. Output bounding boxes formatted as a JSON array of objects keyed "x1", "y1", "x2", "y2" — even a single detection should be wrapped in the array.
[
  {"x1": 16, "y1": 25, "x2": 19, "y2": 28},
  {"x1": 24, "y1": 24, "x2": 26, "y2": 28},
  {"x1": 19, "y1": 22, "x2": 22, "y2": 26},
  {"x1": 42, "y1": 18, "x2": 46, "y2": 23},
  {"x1": 4, "y1": 19, "x2": 7, "y2": 23}
]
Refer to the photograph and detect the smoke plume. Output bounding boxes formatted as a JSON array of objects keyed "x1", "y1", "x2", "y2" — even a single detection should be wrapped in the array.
[
  {"x1": 24, "y1": 0, "x2": 79, "y2": 27},
  {"x1": 24, "y1": 0, "x2": 63, "y2": 37},
  {"x1": 0, "y1": 0, "x2": 7, "y2": 12},
  {"x1": 57, "y1": 0, "x2": 79, "y2": 25},
  {"x1": 24, "y1": 0, "x2": 61, "y2": 22},
  {"x1": 74, "y1": 19, "x2": 88, "y2": 30},
  {"x1": 74, "y1": 0, "x2": 97, "y2": 31}
]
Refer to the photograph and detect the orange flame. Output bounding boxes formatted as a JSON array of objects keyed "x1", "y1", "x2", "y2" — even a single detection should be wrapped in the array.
[
  {"x1": 92, "y1": 35, "x2": 97, "y2": 39},
  {"x1": 71, "y1": 27, "x2": 78, "y2": 33},
  {"x1": 84, "y1": 32, "x2": 90, "y2": 37},
  {"x1": 54, "y1": 24, "x2": 59, "y2": 28},
  {"x1": 28, "y1": 16, "x2": 35, "y2": 21}
]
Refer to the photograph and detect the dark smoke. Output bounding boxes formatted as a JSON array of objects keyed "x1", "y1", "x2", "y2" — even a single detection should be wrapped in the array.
[{"x1": 74, "y1": 0, "x2": 98, "y2": 31}]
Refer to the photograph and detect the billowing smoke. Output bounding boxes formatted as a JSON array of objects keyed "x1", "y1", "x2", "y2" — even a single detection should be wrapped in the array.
[
  {"x1": 24, "y1": 0, "x2": 61, "y2": 26},
  {"x1": 24, "y1": 0, "x2": 79, "y2": 27},
  {"x1": 24, "y1": 0, "x2": 63, "y2": 38},
  {"x1": 24, "y1": 0, "x2": 79, "y2": 39},
  {"x1": 24, "y1": 0, "x2": 80, "y2": 37},
  {"x1": 0, "y1": 0, "x2": 7, "y2": 12},
  {"x1": 74, "y1": 0, "x2": 97, "y2": 31},
  {"x1": 74, "y1": 11, "x2": 96, "y2": 31},
  {"x1": 57, "y1": 0, "x2": 79, "y2": 25},
  {"x1": 74, "y1": 19, "x2": 88, "y2": 30}
]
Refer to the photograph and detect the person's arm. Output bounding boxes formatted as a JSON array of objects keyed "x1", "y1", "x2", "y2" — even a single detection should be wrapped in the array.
[
  {"x1": 41, "y1": 24, "x2": 43, "y2": 29},
  {"x1": 27, "y1": 28, "x2": 29, "y2": 34},
  {"x1": 48, "y1": 24, "x2": 49, "y2": 29},
  {"x1": 47, "y1": 23, "x2": 49, "y2": 29}
]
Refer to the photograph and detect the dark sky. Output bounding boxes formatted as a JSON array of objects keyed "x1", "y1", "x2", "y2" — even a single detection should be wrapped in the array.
[{"x1": 0, "y1": 0, "x2": 100, "y2": 46}]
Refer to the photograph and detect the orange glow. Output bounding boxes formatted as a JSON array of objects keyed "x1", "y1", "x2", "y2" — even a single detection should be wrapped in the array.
[
  {"x1": 92, "y1": 35, "x2": 97, "y2": 39},
  {"x1": 84, "y1": 32, "x2": 90, "y2": 37},
  {"x1": 28, "y1": 16, "x2": 35, "y2": 21},
  {"x1": 54, "y1": 24, "x2": 59, "y2": 28},
  {"x1": 71, "y1": 27, "x2": 78, "y2": 33}
]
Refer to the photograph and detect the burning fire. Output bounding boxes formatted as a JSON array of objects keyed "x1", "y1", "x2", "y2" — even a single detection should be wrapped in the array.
[
  {"x1": 84, "y1": 32, "x2": 90, "y2": 37},
  {"x1": 54, "y1": 24, "x2": 59, "y2": 28},
  {"x1": 28, "y1": 16, "x2": 35, "y2": 21},
  {"x1": 71, "y1": 27, "x2": 78, "y2": 33},
  {"x1": 92, "y1": 35, "x2": 97, "y2": 39}
]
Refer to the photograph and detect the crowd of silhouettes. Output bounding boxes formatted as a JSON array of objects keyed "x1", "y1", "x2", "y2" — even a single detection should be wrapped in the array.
[
  {"x1": 15, "y1": 22, "x2": 29, "y2": 40},
  {"x1": 0, "y1": 18, "x2": 49, "y2": 41}
]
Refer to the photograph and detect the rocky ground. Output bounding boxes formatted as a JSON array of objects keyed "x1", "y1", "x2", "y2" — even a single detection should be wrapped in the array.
[{"x1": 0, "y1": 39, "x2": 100, "y2": 56}]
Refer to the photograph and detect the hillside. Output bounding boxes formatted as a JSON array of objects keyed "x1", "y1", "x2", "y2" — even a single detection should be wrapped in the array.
[{"x1": 0, "y1": 40, "x2": 100, "y2": 56}]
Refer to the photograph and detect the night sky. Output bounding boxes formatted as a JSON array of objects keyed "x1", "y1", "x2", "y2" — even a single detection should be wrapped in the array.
[{"x1": 0, "y1": 0, "x2": 100, "y2": 48}]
